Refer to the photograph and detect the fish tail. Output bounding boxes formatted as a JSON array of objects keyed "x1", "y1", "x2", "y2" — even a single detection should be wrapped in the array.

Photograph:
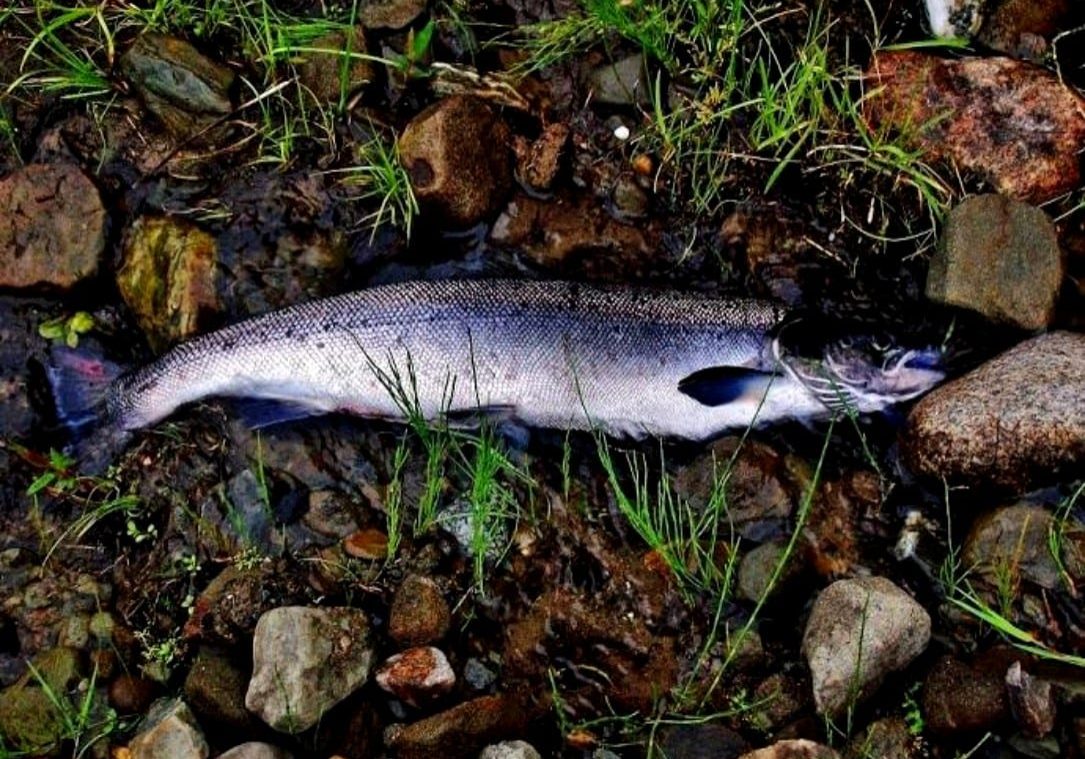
[{"x1": 45, "y1": 346, "x2": 131, "y2": 472}]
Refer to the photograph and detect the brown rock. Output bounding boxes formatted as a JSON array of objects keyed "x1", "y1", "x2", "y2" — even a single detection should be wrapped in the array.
[
  {"x1": 978, "y1": 0, "x2": 1072, "y2": 58},
  {"x1": 297, "y1": 27, "x2": 374, "y2": 104},
  {"x1": 388, "y1": 574, "x2": 451, "y2": 646},
  {"x1": 117, "y1": 215, "x2": 219, "y2": 351},
  {"x1": 512, "y1": 123, "x2": 568, "y2": 192},
  {"x1": 490, "y1": 193, "x2": 653, "y2": 271},
  {"x1": 1005, "y1": 660, "x2": 1056, "y2": 738},
  {"x1": 343, "y1": 528, "x2": 389, "y2": 560},
  {"x1": 398, "y1": 95, "x2": 512, "y2": 227},
  {"x1": 923, "y1": 655, "x2": 1008, "y2": 735},
  {"x1": 108, "y1": 674, "x2": 157, "y2": 715},
  {"x1": 926, "y1": 194, "x2": 1063, "y2": 330},
  {"x1": 843, "y1": 717, "x2": 917, "y2": 759},
  {"x1": 375, "y1": 646, "x2": 455, "y2": 706},
  {"x1": 864, "y1": 52, "x2": 1085, "y2": 202},
  {"x1": 183, "y1": 646, "x2": 257, "y2": 732},
  {"x1": 359, "y1": 0, "x2": 427, "y2": 29},
  {"x1": 0, "y1": 163, "x2": 105, "y2": 289},
  {"x1": 384, "y1": 694, "x2": 530, "y2": 759},
  {"x1": 738, "y1": 740, "x2": 840, "y2": 759},
  {"x1": 903, "y1": 331, "x2": 1085, "y2": 492}
]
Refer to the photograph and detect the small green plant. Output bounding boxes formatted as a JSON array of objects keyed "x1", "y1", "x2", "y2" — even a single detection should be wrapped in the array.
[
  {"x1": 1047, "y1": 482, "x2": 1083, "y2": 593},
  {"x1": 38, "y1": 312, "x2": 95, "y2": 348},
  {"x1": 385, "y1": 431, "x2": 410, "y2": 560},
  {"x1": 902, "y1": 681, "x2": 924, "y2": 736},
  {"x1": 335, "y1": 130, "x2": 420, "y2": 240}
]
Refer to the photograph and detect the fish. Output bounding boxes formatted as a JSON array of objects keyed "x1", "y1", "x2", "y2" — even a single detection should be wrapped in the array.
[{"x1": 47, "y1": 279, "x2": 945, "y2": 461}]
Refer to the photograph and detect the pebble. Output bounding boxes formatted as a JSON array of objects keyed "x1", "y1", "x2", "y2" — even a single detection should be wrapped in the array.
[
  {"x1": 922, "y1": 654, "x2": 1008, "y2": 735},
  {"x1": 109, "y1": 673, "x2": 158, "y2": 715},
  {"x1": 343, "y1": 528, "x2": 390, "y2": 560},
  {"x1": 478, "y1": 740, "x2": 543, "y2": 759},
  {"x1": 843, "y1": 717, "x2": 917, "y2": 759},
  {"x1": 657, "y1": 724, "x2": 749, "y2": 759},
  {"x1": 384, "y1": 693, "x2": 529, "y2": 759},
  {"x1": 0, "y1": 163, "x2": 105, "y2": 290},
  {"x1": 924, "y1": 0, "x2": 986, "y2": 37},
  {"x1": 127, "y1": 698, "x2": 209, "y2": 759},
  {"x1": 245, "y1": 606, "x2": 375, "y2": 733},
  {"x1": 296, "y1": 26, "x2": 373, "y2": 104},
  {"x1": 389, "y1": 574, "x2": 452, "y2": 647},
  {"x1": 802, "y1": 577, "x2": 931, "y2": 716},
  {"x1": 1006, "y1": 661, "x2": 1056, "y2": 738},
  {"x1": 358, "y1": 0, "x2": 427, "y2": 29},
  {"x1": 738, "y1": 740, "x2": 840, "y2": 759},
  {"x1": 904, "y1": 331, "x2": 1085, "y2": 492},
  {"x1": 217, "y1": 742, "x2": 294, "y2": 759},
  {"x1": 587, "y1": 54, "x2": 651, "y2": 106},
  {"x1": 182, "y1": 645, "x2": 257, "y2": 732},
  {"x1": 375, "y1": 646, "x2": 456, "y2": 706},
  {"x1": 926, "y1": 194, "x2": 1062, "y2": 330},
  {"x1": 864, "y1": 52, "x2": 1085, "y2": 202}
]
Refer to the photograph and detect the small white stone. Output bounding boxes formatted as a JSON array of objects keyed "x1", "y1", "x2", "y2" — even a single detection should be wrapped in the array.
[{"x1": 613, "y1": 125, "x2": 631, "y2": 141}]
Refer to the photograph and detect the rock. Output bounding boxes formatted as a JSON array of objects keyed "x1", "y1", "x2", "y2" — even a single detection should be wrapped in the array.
[
  {"x1": 398, "y1": 95, "x2": 512, "y2": 227},
  {"x1": 303, "y1": 490, "x2": 361, "y2": 539},
  {"x1": 750, "y1": 673, "x2": 809, "y2": 732},
  {"x1": 217, "y1": 742, "x2": 294, "y2": 759},
  {"x1": 490, "y1": 193, "x2": 653, "y2": 271},
  {"x1": 801, "y1": 577, "x2": 931, "y2": 716},
  {"x1": 0, "y1": 163, "x2": 105, "y2": 289},
  {"x1": 738, "y1": 740, "x2": 840, "y2": 759},
  {"x1": 978, "y1": 0, "x2": 1072, "y2": 59},
  {"x1": 843, "y1": 717, "x2": 917, "y2": 759},
  {"x1": 358, "y1": 0, "x2": 427, "y2": 29},
  {"x1": 512, "y1": 123, "x2": 568, "y2": 192},
  {"x1": 376, "y1": 646, "x2": 455, "y2": 707},
  {"x1": 183, "y1": 646, "x2": 256, "y2": 732},
  {"x1": 128, "y1": 698, "x2": 209, "y2": 759},
  {"x1": 478, "y1": 740, "x2": 543, "y2": 759},
  {"x1": 926, "y1": 195, "x2": 1062, "y2": 330},
  {"x1": 922, "y1": 655, "x2": 1008, "y2": 735},
  {"x1": 117, "y1": 215, "x2": 219, "y2": 352},
  {"x1": 297, "y1": 26, "x2": 374, "y2": 104},
  {"x1": 109, "y1": 673, "x2": 157, "y2": 715},
  {"x1": 463, "y1": 657, "x2": 498, "y2": 690},
  {"x1": 903, "y1": 332, "x2": 1085, "y2": 491},
  {"x1": 0, "y1": 648, "x2": 82, "y2": 754},
  {"x1": 245, "y1": 606, "x2": 374, "y2": 733},
  {"x1": 343, "y1": 528, "x2": 389, "y2": 560},
  {"x1": 864, "y1": 52, "x2": 1085, "y2": 202},
  {"x1": 738, "y1": 541, "x2": 802, "y2": 603},
  {"x1": 963, "y1": 503, "x2": 1084, "y2": 597},
  {"x1": 657, "y1": 724, "x2": 749, "y2": 759},
  {"x1": 673, "y1": 438, "x2": 795, "y2": 541},
  {"x1": 183, "y1": 560, "x2": 310, "y2": 646},
  {"x1": 121, "y1": 34, "x2": 234, "y2": 140},
  {"x1": 587, "y1": 54, "x2": 651, "y2": 106},
  {"x1": 384, "y1": 693, "x2": 529, "y2": 759},
  {"x1": 388, "y1": 574, "x2": 451, "y2": 647},
  {"x1": 610, "y1": 173, "x2": 650, "y2": 219},
  {"x1": 924, "y1": 0, "x2": 986, "y2": 37},
  {"x1": 1005, "y1": 661, "x2": 1056, "y2": 738}
]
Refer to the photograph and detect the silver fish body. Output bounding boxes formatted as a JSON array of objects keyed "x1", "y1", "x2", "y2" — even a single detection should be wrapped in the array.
[{"x1": 92, "y1": 279, "x2": 938, "y2": 440}]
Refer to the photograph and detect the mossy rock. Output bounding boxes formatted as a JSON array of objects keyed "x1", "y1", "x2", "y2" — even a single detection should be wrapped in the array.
[{"x1": 0, "y1": 647, "x2": 83, "y2": 755}]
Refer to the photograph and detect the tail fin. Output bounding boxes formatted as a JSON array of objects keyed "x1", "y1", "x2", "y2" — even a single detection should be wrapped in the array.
[{"x1": 46, "y1": 346, "x2": 130, "y2": 472}]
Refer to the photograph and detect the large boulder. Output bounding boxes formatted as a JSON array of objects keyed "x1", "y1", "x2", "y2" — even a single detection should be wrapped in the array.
[{"x1": 903, "y1": 331, "x2": 1085, "y2": 492}]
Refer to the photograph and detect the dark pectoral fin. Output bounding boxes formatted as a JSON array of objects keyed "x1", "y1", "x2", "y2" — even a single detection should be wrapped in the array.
[
  {"x1": 233, "y1": 398, "x2": 326, "y2": 428},
  {"x1": 678, "y1": 366, "x2": 777, "y2": 407},
  {"x1": 443, "y1": 404, "x2": 518, "y2": 429}
]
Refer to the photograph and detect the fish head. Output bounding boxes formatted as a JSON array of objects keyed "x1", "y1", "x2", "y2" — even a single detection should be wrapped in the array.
[{"x1": 777, "y1": 333, "x2": 946, "y2": 414}]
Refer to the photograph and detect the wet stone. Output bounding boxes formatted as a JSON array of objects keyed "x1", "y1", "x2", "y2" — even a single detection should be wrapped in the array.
[
  {"x1": 1006, "y1": 661, "x2": 1056, "y2": 738},
  {"x1": 0, "y1": 647, "x2": 82, "y2": 755},
  {"x1": 117, "y1": 215, "x2": 220, "y2": 352},
  {"x1": 217, "y1": 743, "x2": 294, "y2": 759},
  {"x1": 479, "y1": 741, "x2": 543, "y2": 759},
  {"x1": 245, "y1": 606, "x2": 374, "y2": 734},
  {"x1": 128, "y1": 697, "x2": 209, "y2": 759},
  {"x1": 657, "y1": 724, "x2": 749, "y2": 759},
  {"x1": 463, "y1": 657, "x2": 498, "y2": 690},
  {"x1": 121, "y1": 34, "x2": 234, "y2": 140},
  {"x1": 398, "y1": 94, "x2": 512, "y2": 227},
  {"x1": 389, "y1": 574, "x2": 451, "y2": 647},
  {"x1": 922, "y1": 655, "x2": 1008, "y2": 735},
  {"x1": 109, "y1": 673, "x2": 157, "y2": 715},
  {"x1": 587, "y1": 54, "x2": 651, "y2": 106},
  {"x1": 375, "y1": 646, "x2": 455, "y2": 707},
  {"x1": 738, "y1": 740, "x2": 840, "y2": 759},
  {"x1": 978, "y1": 0, "x2": 1072, "y2": 59},
  {"x1": 512, "y1": 123, "x2": 568, "y2": 192},
  {"x1": 903, "y1": 331, "x2": 1085, "y2": 492},
  {"x1": 0, "y1": 163, "x2": 105, "y2": 290},
  {"x1": 297, "y1": 26, "x2": 373, "y2": 105},
  {"x1": 343, "y1": 528, "x2": 389, "y2": 560},
  {"x1": 182, "y1": 646, "x2": 256, "y2": 733},
  {"x1": 802, "y1": 577, "x2": 931, "y2": 716},
  {"x1": 384, "y1": 693, "x2": 529, "y2": 759},
  {"x1": 738, "y1": 541, "x2": 803, "y2": 603},
  {"x1": 843, "y1": 717, "x2": 917, "y2": 759},
  {"x1": 359, "y1": 0, "x2": 427, "y2": 29},
  {"x1": 864, "y1": 52, "x2": 1085, "y2": 202},
  {"x1": 926, "y1": 194, "x2": 1062, "y2": 331}
]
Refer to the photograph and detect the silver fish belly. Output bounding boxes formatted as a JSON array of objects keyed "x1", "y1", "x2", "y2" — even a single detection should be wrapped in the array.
[{"x1": 106, "y1": 279, "x2": 829, "y2": 439}]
